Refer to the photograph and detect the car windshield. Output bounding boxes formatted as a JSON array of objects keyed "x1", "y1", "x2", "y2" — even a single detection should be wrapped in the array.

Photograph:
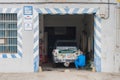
[{"x1": 56, "y1": 41, "x2": 77, "y2": 46}]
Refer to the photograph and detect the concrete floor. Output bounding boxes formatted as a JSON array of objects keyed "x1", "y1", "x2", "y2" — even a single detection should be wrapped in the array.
[{"x1": 0, "y1": 70, "x2": 120, "y2": 80}]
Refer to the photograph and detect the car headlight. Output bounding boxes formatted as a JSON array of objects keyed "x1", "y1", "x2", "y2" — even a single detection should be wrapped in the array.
[
  {"x1": 73, "y1": 54, "x2": 77, "y2": 58},
  {"x1": 52, "y1": 49, "x2": 57, "y2": 56}
]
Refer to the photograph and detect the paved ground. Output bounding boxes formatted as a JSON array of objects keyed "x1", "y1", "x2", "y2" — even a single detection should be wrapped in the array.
[{"x1": 0, "y1": 70, "x2": 120, "y2": 80}]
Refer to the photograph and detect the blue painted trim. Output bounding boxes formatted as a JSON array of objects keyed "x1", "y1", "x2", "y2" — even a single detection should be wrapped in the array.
[
  {"x1": 54, "y1": 8, "x2": 62, "y2": 14},
  {"x1": 45, "y1": 8, "x2": 52, "y2": 14},
  {"x1": 34, "y1": 56, "x2": 39, "y2": 72},
  {"x1": 2, "y1": 54, "x2": 7, "y2": 58},
  {"x1": 94, "y1": 14, "x2": 102, "y2": 72},
  {"x1": 34, "y1": 8, "x2": 102, "y2": 72},
  {"x1": 0, "y1": 8, "x2": 22, "y2": 58}
]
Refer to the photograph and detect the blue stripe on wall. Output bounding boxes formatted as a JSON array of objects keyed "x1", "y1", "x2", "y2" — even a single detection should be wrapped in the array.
[
  {"x1": 0, "y1": 8, "x2": 2, "y2": 13},
  {"x1": 11, "y1": 54, "x2": 17, "y2": 58},
  {"x1": 34, "y1": 56, "x2": 39, "y2": 72},
  {"x1": 45, "y1": 8, "x2": 52, "y2": 14},
  {"x1": 17, "y1": 50, "x2": 22, "y2": 57},
  {"x1": 54, "y1": 8, "x2": 62, "y2": 14},
  {"x1": 94, "y1": 40, "x2": 101, "y2": 52},
  {"x1": 33, "y1": 45, "x2": 39, "y2": 53},
  {"x1": 14, "y1": 8, "x2": 20, "y2": 13},
  {"x1": 82, "y1": 8, "x2": 89, "y2": 13},
  {"x1": 36, "y1": 8, "x2": 42, "y2": 14},
  {"x1": 94, "y1": 31, "x2": 101, "y2": 42},
  {"x1": 93, "y1": 9, "x2": 99, "y2": 13},
  {"x1": 94, "y1": 22, "x2": 101, "y2": 32},
  {"x1": 94, "y1": 53, "x2": 101, "y2": 72},
  {"x1": 2, "y1": 54, "x2": 7, "y2": 58},
  {"x1": 72, "y1": 8, "x2": 79, "y2": 14},
  {"x1": 64, "y1": 8, "x2": 69, "y2": 14},
  {"x1": 6, "y1": 8, "x2": 12, "y2": 13}
]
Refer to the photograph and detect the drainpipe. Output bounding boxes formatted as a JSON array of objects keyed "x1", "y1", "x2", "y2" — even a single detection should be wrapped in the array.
[
  {"x1": 116, "y1": 1, "x2": 120, "y2": 49},
  {"x1": 100, "y1": 0, "x2": 110, "y2": 19},
  {"x1": 113, "y1": 0, "x2": 120, "y2": 72},
  {"x1": 104, "y1": 0, "x2": 110, "y2": 19}
]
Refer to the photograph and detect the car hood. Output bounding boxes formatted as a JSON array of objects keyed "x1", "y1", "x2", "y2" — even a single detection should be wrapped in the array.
[{"x1": 56, "y1": 46, "x2": 77, "y2": 53}]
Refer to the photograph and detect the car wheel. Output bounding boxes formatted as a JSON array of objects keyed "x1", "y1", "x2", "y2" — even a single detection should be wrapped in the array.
[{"x1": 52, "y1": 63, "x2": 57, "y2": 68}]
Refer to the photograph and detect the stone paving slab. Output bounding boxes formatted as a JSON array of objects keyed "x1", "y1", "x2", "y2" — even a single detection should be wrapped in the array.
[{"x1": 0, "y1": 71, "x2": 119, "y2": 80}]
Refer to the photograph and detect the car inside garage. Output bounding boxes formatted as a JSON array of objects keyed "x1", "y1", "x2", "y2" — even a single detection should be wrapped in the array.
[{"x1": 39, "y1": 14, "x2": 94, "y2": 70}]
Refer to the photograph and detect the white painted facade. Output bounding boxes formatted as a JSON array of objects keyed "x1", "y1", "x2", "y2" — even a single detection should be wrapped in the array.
[
  {"x1": 0, "y1": 0, "x2": 117, "y2": 3},
  {"x1": 0, "y1": 0, "x2": 119, "y2": 72}
]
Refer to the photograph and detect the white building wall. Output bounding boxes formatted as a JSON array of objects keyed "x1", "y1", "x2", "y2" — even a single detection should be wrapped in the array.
[
  {"x1": 0, "y1": 0, "x2": 119, "y2": 72},
  {"x1": 0, "y1": 0, "x2": 117, "y2": 3},
  {"x1": 0, "y1": 4, "x2": 34, "y2": 72},
  {"x1": 101, "y1": 5, "x2": 116, "y2": 72}
]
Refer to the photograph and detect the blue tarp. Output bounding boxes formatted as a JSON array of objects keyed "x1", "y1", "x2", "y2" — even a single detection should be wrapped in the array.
[{"x1": 74, "y1": 54, "x2": 86, "y2": 69}]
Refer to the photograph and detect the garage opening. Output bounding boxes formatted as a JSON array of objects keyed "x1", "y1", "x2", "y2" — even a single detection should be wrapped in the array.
[{"x1": 39, "y1": 14, "x2": 94, "y2": 71}]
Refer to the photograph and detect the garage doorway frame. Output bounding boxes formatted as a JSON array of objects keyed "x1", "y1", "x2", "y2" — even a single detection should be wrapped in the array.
[{"x1": 34, "y1": 8, "x2": 102, "y2": 72}]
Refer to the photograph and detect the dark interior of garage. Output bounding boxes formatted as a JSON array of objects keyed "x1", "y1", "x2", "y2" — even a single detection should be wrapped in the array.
[{"x1": 39, "y1": 14, "x2": 94, "y2": 71}]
